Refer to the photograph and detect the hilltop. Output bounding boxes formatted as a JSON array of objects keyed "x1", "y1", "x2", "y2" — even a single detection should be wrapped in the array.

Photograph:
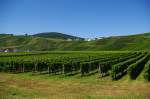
[{"x1": 33, "y1": 32, "x2": 84, "y2": 40}]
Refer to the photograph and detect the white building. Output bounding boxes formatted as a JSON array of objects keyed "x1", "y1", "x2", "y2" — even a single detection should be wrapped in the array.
[
  {"x1": 4, "y1": 49, "x2": 9, "y2": 52},
  {"x1": 66, "y1": 38, "x2": 73, "y2": 41}
]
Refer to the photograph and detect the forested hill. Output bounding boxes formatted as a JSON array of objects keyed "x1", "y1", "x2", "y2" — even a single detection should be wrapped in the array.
[
  {"x1": 33, "y1": 32, "x2": 84, "y2": 40},
  {"x1": 0, "y1": 32, "x2": 150, "y2": 51}
]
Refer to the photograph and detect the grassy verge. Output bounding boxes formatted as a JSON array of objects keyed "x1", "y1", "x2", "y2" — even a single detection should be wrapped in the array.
[{"x1": 0, "y1": 72, "x2": 150, "y2": 99}]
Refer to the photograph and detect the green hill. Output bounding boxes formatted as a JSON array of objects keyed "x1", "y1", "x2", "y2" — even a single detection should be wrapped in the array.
[
  {"x1": 0, "y1": 32, "x2": 150, "y2": 51},
  {"x1": 33, "y1": 32, "x2": 84, "y2": 40}
]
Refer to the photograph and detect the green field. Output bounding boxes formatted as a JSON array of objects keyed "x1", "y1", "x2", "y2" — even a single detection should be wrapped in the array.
[
  {"x1": 0, "y1": 51, "x2": 150, "y2": 99},
  {"x1": 0, "y1": 73, "x2": 150, "y2": 99}
]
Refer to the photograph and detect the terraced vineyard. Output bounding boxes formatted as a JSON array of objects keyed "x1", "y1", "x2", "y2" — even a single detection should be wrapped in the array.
[{"x1": 0, "y1": 51, "x2": 149, "y2": 81}]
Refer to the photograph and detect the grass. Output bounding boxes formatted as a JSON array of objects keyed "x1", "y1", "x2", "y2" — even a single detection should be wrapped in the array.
[{"x1": 0, "y1": 72, "x2": 150, "y2": 99}]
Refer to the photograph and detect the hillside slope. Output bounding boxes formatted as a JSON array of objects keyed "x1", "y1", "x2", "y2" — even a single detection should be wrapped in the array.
[{"x1": 0, "y1": 32, "x2": 150, "y2": 51}]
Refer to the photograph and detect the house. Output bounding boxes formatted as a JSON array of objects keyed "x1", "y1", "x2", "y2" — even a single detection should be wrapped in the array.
[
  {"x1": 4, "y1": 49, "x2": 9, "y2": 52},
  {"x1": 0, "y1": 46, "x2": 19, "y2": 52},
  {"x1": 66, "y1": 38, "x2": 73, "y2": 41}
]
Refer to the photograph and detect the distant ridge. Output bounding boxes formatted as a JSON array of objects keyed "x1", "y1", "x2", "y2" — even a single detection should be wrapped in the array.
[
  {"x1": 33, "y1": 32, "x2": 84, "y2": 40},
  {"x1": 0, "y1": 32, "x2": 150, "y2": 51}
]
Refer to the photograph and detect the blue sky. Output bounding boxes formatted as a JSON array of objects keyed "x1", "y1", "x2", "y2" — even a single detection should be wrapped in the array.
[{"x1": 0, "y1": 0, "x2": 150, "y2": 38}]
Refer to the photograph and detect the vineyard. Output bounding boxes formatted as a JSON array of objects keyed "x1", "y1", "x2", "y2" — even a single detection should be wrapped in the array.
[{"x1": 0, "y1": 51, "x2": 149, "y2": 81}]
